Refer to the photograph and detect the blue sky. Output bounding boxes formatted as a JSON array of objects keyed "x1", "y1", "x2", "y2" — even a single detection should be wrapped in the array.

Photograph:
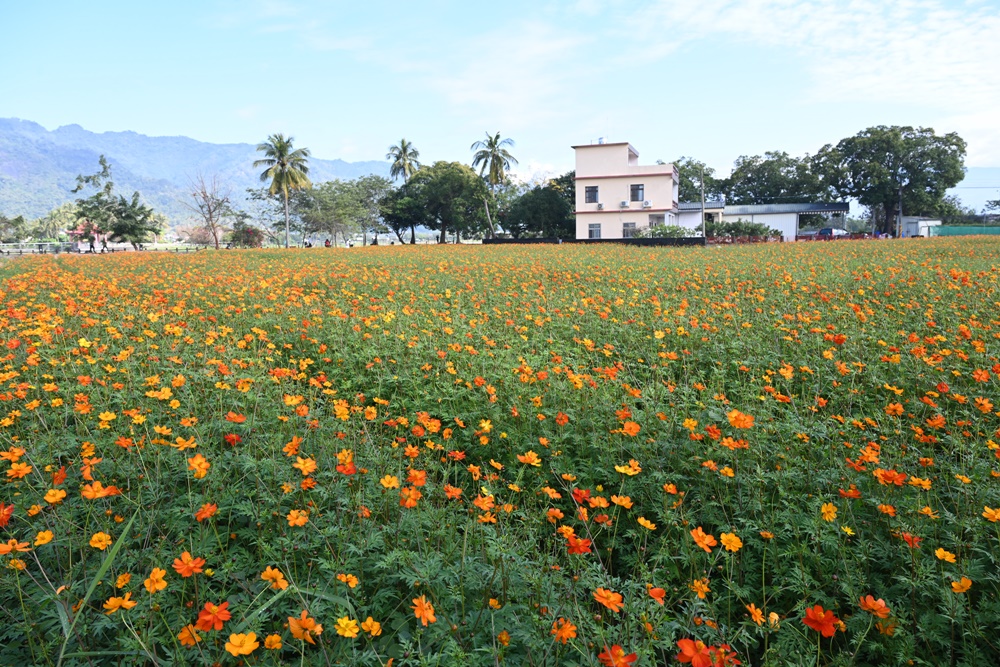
[{"x1": 2, "y1": 0, "x2": 999, "y2": 193}]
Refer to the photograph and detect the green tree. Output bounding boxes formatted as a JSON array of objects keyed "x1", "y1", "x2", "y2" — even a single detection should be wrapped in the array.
[
  {"x1": 227, "y1": 215, "x2": 265, "y2": 248},
  {"x1": 408, "y1": 162, "x2": 489, "y2": 243},
  {"x1": 813, "y1": 126, "x2": 967, "y2": 234},
  {"x1": 386, "y1": 139, "x2": 422, "y2": 243},
  {"x1": 32, "y1": 203, "x2": 78, "y2": 240},
  {"x1": 471, "y1": 132, "x2": 518, "y2": 238},
  {"x1": 71, "y1": 156, "x2": 163, "y2": 249},
  {"x1": 0, "y1": 214, "x2": 28, "y2": 242},
  {"x1": 673, "y1": 157, "x2": 724, "y2": 202},
  {"x1": 298, "y1": 181, "x2": 356, "y2": 246},
  {"x1": 386, "y1": 139, "x2": 421, "y2": 183},
  {"x1": 504, "y1": 183, "x2": 574, "y2": 239},
  {"x1": 725, "y1": 151, "x2": 823, "y2": 205},
  {"x1": 381, "y1": 187, "x2": 430, "y2": 244},
  {"x1": 254, "y1": 134, "x2": 311, "y2": 248}
]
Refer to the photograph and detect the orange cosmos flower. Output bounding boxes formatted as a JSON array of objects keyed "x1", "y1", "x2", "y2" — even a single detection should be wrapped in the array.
[
  {"x1": 517, "y1": 450, "x2": 542, "y2": 466},
  {"x1": 551, "y1": 617, "x2": 577, "y2": 643},
  {"x1": 195, "y1": 601, "x2": 231, "y2": 631},
  {"x1": 224, "y1": 411, "x2": 246, "y2": 423},
  {"x1": 443, "y1": 484, "x2": 463, "y2": 499},
  {"x1": 287, "y1": 509, "x2": 309, "y2": 526},
  {"x1": 225, "y1": 632, "x2": 259, "y2": 656},
  {"x1": 0, "y1": 539, "x2": 30, "y2": 554},
  {"x1": 293, "y1": 457, "x2": 318, "y2": 476},
  {"x1": 407, "y1": 469, "x2": 427, "y2": 486},
  {"x1": 89, "y1": 532, "x2": 112, "y2": 550},
  {"x1": 103, "y1": 592, "x2": 137, "y2": 615},
  {"x1": 951, "y1": 577, "x2": 972, "y2": 593},
  {"x1": 690, "y1": 527, "x2": 717, "y2": 553},
  {"x1": 261, "y1": 566, "x2": 289, "y2": 590},
  {"x1": 412, "y1": 595, "x2": 437, "y2": 626},
  {"x1": 288, "y1": 610, "x2": 324, "y2": 644},
  {"x1": 144, "y1": 567, "x2": 168, "y2": 593},
  {"x1": 676, "y1": 638, "x2": 713, "y2": 666},
  {"x1": 859, "y1": 595, "x2": 890, "y2": 618},
  {"x1": 172, "y1": 551, "x2": 206, "y2": 577},
  {"x1": 6, "y1": 462, "x2": 32, "y2": 479},
  {"x1": 621, "y1": 421, "x2": 640, "y2": 437},
  {"x1": 598, "y1": 645, "x2": 637, "y2": 666},
  {"x1": 195, "y1": 503, "x2": 217, "y2": 522},
  {"x1": 803, "y1": 604, "x2": 840, "y2": 637},
  {"x1": 593, "y1": 587, "x2": 624, "y2": 613},
  {"x1": 177, "y1": 624, "x2": 201, "y2": 647},
  {"x1": 44, "y1": 489, "x2": 67, "y2": 504},
  {"x1": 648, "y1": 587, "x2": 666, "y2": 605},
  {"x1": 746, "y1": 603, "x2": 764, "y2": 625},
  {"x1": 726, "y1": 409, "x2": 754, "y2": 429},
  {"x1": 720, "y1": 533, "x2": 743, "y2": 552},
  {"x1": 187, "y1": 454, "x2": 210, "y2": 479},
  {"x1": 361, "y1": 616, "x2": 382, "y2": 637},
  {"x1": 399, "y1": 486, "x2": 422, "y2": 508}
]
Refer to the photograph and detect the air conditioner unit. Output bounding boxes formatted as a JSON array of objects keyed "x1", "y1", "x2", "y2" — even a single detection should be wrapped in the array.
[
  {"x1": 620, "y1": 200, "x2": 630, "y2": 208},
  {"x1": 642, "y1": 200, "x2": 652, "y2": 208},
  {"x1": 596, "y1": 202, "x2": 604, "y2": 210}
]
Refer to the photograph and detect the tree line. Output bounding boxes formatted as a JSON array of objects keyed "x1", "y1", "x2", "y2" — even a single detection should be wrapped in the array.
[{"x1": 0, "y1": 124, "x2": 988, "y2": 245}]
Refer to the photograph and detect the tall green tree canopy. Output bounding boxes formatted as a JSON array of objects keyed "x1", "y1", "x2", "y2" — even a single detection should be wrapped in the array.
[
  {"x1": 71, "y1": 156, "x2": 162, "y2": 248},
  {"x1": 407, "y1": 161, "x2": 488, "y2": 243},
  {"x1": 673, "y1": 157, "x2": 724, "y2": 202},
  {"x1": 386, "y1": 139, "x2": 421, "y2": 183},
  {"x1": 503, "y1": 176, "x2": 575, "y2": 239},
  {"x1": 254, "y1": 134, "x2": 311, "y2": 248},
  {"x1": 0, "y1": 214, "x2": 27, "y2": 242},
  {"x1": 471, "y1": 132, "x2": 518, "y2": 190},
  {"x1": 812, "y1": 126, "x2": 966, "y2": 233},
  {"x1": 725, "y1": 151, "x2": 824, "y2": 205}
]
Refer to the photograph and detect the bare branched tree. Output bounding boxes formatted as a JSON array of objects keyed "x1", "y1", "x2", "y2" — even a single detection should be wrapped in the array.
[{"x1": 183, "y1": 175, "x2": 232, "y2": 249}]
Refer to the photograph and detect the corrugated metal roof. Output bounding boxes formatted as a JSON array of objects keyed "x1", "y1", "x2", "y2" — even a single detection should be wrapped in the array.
[
  {"x1": 678, "y1": 201, "x2": 725, "y2": 211},
  {"x1": 724, "y1": 203, "x2": 849, "y2": 215}
]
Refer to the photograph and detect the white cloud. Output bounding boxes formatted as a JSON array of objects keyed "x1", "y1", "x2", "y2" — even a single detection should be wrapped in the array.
[{"x1": 623, "y1": 0, "x2": 1000, "y2": 163}]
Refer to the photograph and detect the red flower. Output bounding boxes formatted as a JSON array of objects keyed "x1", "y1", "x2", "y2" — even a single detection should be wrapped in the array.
[
  {"x1": 224, "y1": 433, "x2": 242, "y2": 446},
  {"x1": 566, "y1": 536, "x2": 592, "y2": 555},
  {"x1": 195, "y1": 601, "x2": 231, "y2": 631},
  {"x1": 803, "y1": 604, "x2": 840, "y2": 637},
  {"x1": 901, "y1": 532, "x2": 922, "y2": 549},
  {"x1": 0, "y1": 502, "x2": 13, "y2": 528},
  {"x1": 676, "y1": 639, "x2": 713, "y2": 667},
  {"x1": 598, "y1": 645, "x2": 637, "y2": 667}
]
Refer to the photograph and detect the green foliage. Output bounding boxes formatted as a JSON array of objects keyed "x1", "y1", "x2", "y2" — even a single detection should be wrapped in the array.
[
  {"x1": 813, "y1": 126, "x2": 967, "y2": 233},
  {"x1": 470, "y1": 132, "x2": 518, "y2": 193},
  {"x1": 634, "y1": 224, "x2": 694, "y2": 238},
  {"x1": 227, "y1": 215, "x2": 265, "y2": 247},
  {"x1": 705, "y1": 218, "x2": 779, "y2": 239},
  {"x1": 674, "y1": 157, "x2": 725, "y2": 203},
  {"x1": 386, "y1": 139, "x2": 421, "y2": 183},
  {"x1": 0, "y1": 213, "x2": 28, "y2": 242},
  {"x1": 254, "y1": 134, "x2": 312, "y2": 248},
  {"x1": 503, "y1": 181, "x2": 574, "y2": 239},
  {"x1": 70, "y1": 156, "x2": 163, "y2": 247},
  {"x1": 726, "y1": 151, "x2": 824, "y2": 205},
  {"x1": 406, "y1": 161, "x2": 489, "y2": 242}
]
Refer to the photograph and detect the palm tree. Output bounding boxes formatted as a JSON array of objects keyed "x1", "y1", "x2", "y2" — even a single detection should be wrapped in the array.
[
  {"x1": 387, "y1": 139, "x2": 423, "y2": 244},
  {"x1": 254, "y1": 134, "x2": 311, "y2": 248},
  {"x1": 386, "y1": 139, "x2": 421, "y2": 182},
  {"x1": 471, "y1": 132, "x2": 518, "y2": 190},
  {"x1": 471, "y1": 132, "x2": 518, "y2": 238}
]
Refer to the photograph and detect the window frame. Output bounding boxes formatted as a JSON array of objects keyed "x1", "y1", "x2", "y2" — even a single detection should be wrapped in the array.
[
  {"x1": 584, "y1": 186, "x2": 599, "y2": 204},
  {"x1": 588, "y1": 223, "x2": 601, "y2": 239},
  {"x1": 622, "y1": 222, "x2": 637, "y2": 238},
  {"x1": 630, "y1": 184, "x2": 644, "y2": 202}
]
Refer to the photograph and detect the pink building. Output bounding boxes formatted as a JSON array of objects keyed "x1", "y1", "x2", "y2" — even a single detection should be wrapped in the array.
[{"x1": 573, "y1": 141, "x2": 679, "y2": 239}]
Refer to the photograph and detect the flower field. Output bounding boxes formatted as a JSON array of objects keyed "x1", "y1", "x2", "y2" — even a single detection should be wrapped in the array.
[{"x1": 1, "y1": 239, "x2": 999, "y2": 666}]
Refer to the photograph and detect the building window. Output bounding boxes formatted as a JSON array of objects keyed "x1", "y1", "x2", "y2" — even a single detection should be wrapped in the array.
[
  {"x1": 588, "y1": 223, "x2": 601, "y2": 239},
  {"x1": 648, "y1": 214, "x2": 665, "y2": 227},
  {"x1": 622, "y1": 222, "x2": 637, "y2": 238},
  {"x1": 630, "y1": 184, "x2": 644, "y2": 202},
  {"x1": 585, "y1": 186, "x2": 598, "y2": 204}
]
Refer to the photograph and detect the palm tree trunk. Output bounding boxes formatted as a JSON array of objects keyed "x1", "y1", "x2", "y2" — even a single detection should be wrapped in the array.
[{"x1": 283, "y1": 188, "x2": 290, "y2": 249}]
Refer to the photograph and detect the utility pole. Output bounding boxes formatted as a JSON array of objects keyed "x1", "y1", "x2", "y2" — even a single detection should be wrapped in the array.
[
  {"x1": 700, "y1": 166, "x2": 706, "y2": 240},
  {"x1": 897, "y1": 186, "x2": 903, "y2": 238}
]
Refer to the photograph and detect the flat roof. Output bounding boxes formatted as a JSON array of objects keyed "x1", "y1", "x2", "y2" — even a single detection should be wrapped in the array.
[
  {"x1": 724, "y1": 203, "x2": 849, "y2": 215},
  {"x1": 678, "y1": 201, "x2": 725, "y2": 211}
]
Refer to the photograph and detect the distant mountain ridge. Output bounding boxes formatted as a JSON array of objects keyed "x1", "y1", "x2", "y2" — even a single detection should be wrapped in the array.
[{"x1": 0, "y1": 118, "x2": 390, "y2": 222}]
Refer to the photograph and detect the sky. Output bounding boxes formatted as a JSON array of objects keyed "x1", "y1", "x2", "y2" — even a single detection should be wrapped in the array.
[{"x1": 2, "y1": 0, "x2": 999, "y2": 196}]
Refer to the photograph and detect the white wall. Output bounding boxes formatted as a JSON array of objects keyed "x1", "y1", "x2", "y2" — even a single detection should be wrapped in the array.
[{"x1": 722, "y1": 213, "x2": 798, "y2": 242}]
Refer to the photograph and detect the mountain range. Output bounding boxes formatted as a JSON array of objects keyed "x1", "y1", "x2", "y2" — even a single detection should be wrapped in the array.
[{"x1": 0, "y1": 118, "x2": 390, "y2": 223}]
